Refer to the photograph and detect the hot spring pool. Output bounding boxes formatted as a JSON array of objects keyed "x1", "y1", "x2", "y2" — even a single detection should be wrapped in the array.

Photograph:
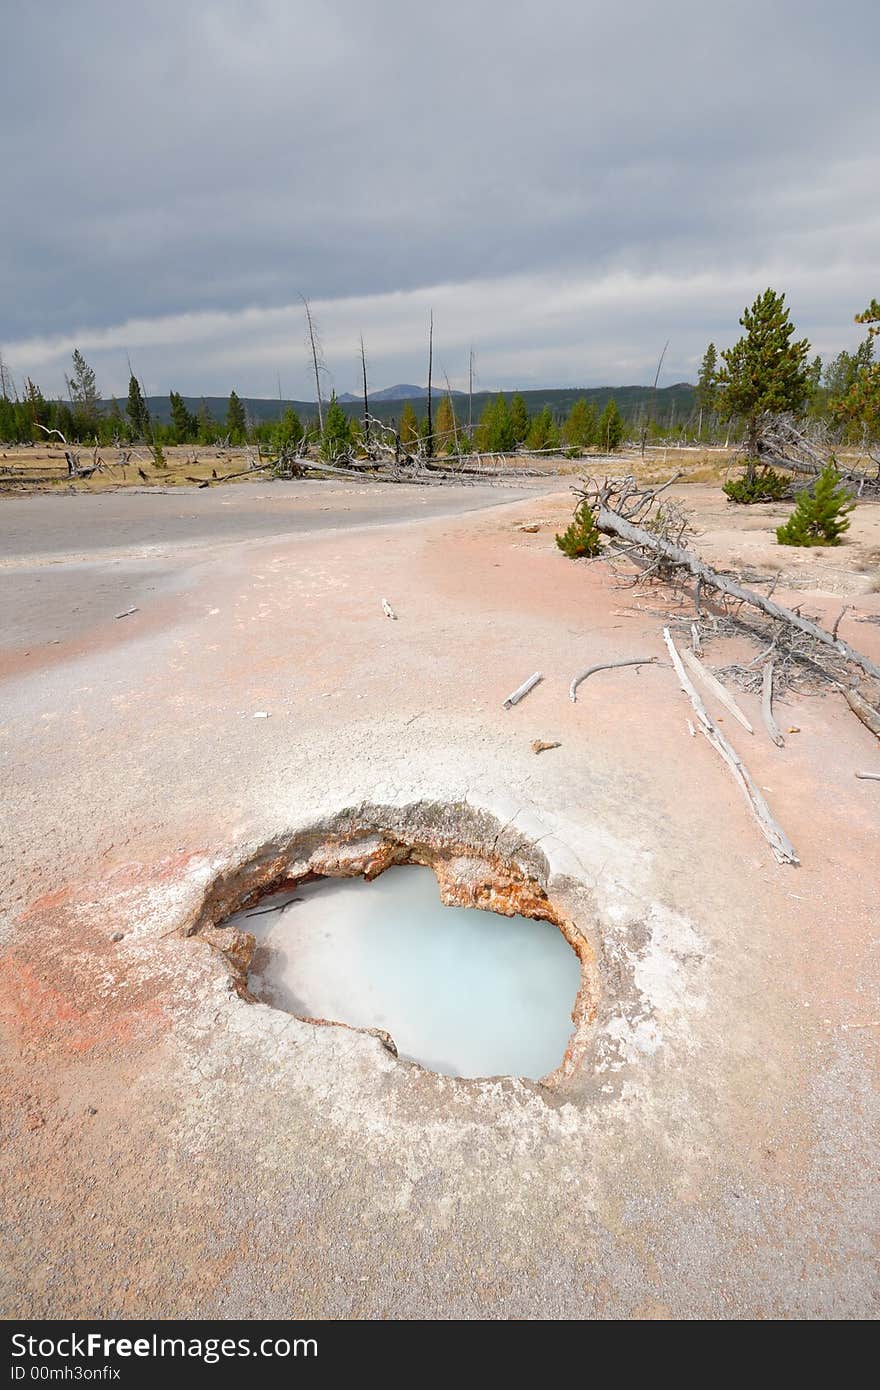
[{"x1": 225, "y1": 866, "x2": 581, "y2": 1080}]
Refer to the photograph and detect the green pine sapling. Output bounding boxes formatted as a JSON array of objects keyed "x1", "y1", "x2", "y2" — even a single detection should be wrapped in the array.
[{"x1": 776, "y1": 461, "x2": 854, "y2": 546}]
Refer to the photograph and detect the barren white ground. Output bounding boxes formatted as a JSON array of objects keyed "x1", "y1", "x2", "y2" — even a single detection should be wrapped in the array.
[{"x1": 1, "y1": 479, "x2": 878, "y2": 1319}]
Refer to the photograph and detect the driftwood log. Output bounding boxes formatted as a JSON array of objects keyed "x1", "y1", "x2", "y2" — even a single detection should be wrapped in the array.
[
  {"x1": 761, "y1": 662, "x2": 785, "y2": 747},
  {"x1": 503, "y1": 672, "x2": 542, "y2": 708},
  {"x1": 664, "y1": 628, "x2": 798, "y2": 865},
  {"x1": 680, "y1": 647, "x2": 753, "y2": 732}
]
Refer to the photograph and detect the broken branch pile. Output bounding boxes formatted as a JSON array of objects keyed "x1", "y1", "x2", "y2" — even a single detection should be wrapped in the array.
[{"x1": 750, "y1": 413, "x2": 880, "y2": 497}]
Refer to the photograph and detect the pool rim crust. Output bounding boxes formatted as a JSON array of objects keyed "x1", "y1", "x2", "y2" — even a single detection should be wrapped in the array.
[{"x1": 185, "y1": 799, "x2": 600, "y2": 1089}]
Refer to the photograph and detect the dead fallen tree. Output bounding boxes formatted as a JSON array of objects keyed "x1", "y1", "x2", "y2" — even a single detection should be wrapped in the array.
[
  {"x1": 664, "y1": 628, "x2": 798, "y2": 864},
  {"x1": 576, "y1": 474, "x2": 880, "y2": 683}
]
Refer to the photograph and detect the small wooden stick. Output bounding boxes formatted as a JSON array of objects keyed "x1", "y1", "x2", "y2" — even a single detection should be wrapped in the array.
[
  {"x1": 854, "y1": 771, "x2": 880, "y2": 781},
  {"x1": 569, "y1": 657, "x2": 657, "y2": 703},
  {"x1": 680, "y1": 646, "x2": 753, "y2": 733},
  {"x1": 245, "y1": 897, "x2": 302, "y2": 917},
  {"x1": 761, "y1": 661, "x2": 785, "y2": 747},
  {"x1": 504, "y1": 672, "x2": 542, "y2": 708}
]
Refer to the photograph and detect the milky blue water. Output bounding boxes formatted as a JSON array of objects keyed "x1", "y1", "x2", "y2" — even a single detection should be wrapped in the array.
[{"x1": 228, "y1": 866, "x2": 581, "y2": 1080}]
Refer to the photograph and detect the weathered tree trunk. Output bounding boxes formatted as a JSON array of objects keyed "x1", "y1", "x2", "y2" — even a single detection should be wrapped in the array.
[
  {"x1": 761, "y1": 661, "x2": 785, "y2": 747},
  {"x1": 745, "y1": 417, "x2": 759, "y2": 483},
  {"x1": 426, "y1": 310, "x2": 433, "y2": 458},
  {"x1": 845, "y1": 687, "x2": 880, "y2": 739},
  {"x1": 664, "y1": 629, "x2": 798, "y2": 864},
  {"x1": 302, "y1": 296, "x2": 324, "y2": 437},
  {"x1": 360, "y1": 336, "x2": 370, "y2": 454}
]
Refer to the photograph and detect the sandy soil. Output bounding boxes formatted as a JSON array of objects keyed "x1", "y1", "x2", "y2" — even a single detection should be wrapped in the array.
[
  {"x1": 675, "y1": 485, "x2": 880, "y2": 596},
  {"x1": 1, "y1": 481, "x2": 878, "y2": 1319}
]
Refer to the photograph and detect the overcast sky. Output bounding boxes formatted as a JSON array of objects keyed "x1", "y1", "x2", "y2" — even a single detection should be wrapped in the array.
[{"x1": 1, "y1": 0, "x2": 877, "y2": 399}]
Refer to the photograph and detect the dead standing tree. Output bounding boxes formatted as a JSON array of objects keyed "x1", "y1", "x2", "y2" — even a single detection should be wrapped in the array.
[
  {"x1": 360, "y1": 335, "x2": 371, "y2": 456},
  {"x1": 641, "y1": 338, "x2": 669, "y2": 458},
  {"x1": 425, "y1": 310, "x2": 433, "y2": 458},
  {"x1": 301, "y1": 295, "x2": 325, "y2": 438}
]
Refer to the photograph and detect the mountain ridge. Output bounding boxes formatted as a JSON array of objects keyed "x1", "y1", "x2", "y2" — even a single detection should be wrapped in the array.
[
  {"x1": 337, "y1": 383, "x2": 466, "y2": 403},
  {"x1": 90, "y1": 382, "x2": 697, "y2": 427}
]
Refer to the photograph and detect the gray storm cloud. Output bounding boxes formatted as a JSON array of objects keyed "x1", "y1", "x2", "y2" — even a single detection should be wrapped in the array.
[{"x1": 1, "y1": 0, "x2": 877, "y2": 397}]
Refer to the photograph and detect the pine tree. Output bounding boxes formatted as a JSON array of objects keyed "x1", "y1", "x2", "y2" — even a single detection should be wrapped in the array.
[
  {"x1": 197, "y1": 399, "x2": 216, "y2": 445},
  {"x1": 824, "y1": 341, "x2": 872, "y2": 403},
  {"x1": 525, "y1": 405, "x2": 559, "y2": 452},
  {"x1": 475, "y1": 397, "x2": 495, "y2": 451},
  {"x1": 856, "y1": 297, "x2": 880, "y2": 337},
  {"x1": 832, "y1": 298, "x2": 880, "y2": 440},
  {"x1": 24, "y1": 378, "x2": 48, "y2": 434},
  {"x1": 321, "y1": 393, "x2": 352, "y2": 459},
  {"x1": 126, "y1": 374, "x2": 150, "y2": 440},
  {"x1": 476, "y1": 393, "x2": 515, "y2": 452},
  {"x1": 696, "y1": 343, "x2": 719, "y2": 433},
  {"x1": 596, "y1": 398, "x2": 625, "y2": 451},
  {"x1": 562, "y1": 398, "x2": 596, "y2": 450},
  {"x1": 555, "y1": 501, "x2": 603, "y2": 559},
  {"x1": 776, "y1": 462, "x2": 854, "y2": 547},
  {"x1": 723, "y1": 466, "x2": 791, "y2": 504},
  {"x1": 510, "y1": 392, "x2": 530, "y2": 445},
  {"x1": 100, "y1": 397, "x2": 126, "y2": 444},
  {"x1": 717, "y1": 289, "x2": 810, "y2": 480},
  {"x1": 55, "y1": 403, "x2": 76, "y2": 443},
  {"x1": 274, "y1": 407, "x2": 304, "y2": 452},
  {"x1": 66, "y1": 349, "x2": 100, "y2": 435},
  {"x1": 226, "y1": 390, "x2": 247, "y2": 443},
  {"x1": 348, "y1": 416, "x2": 363, "y2": 453},
  {"x1": 170, "y1": 390, "x2": 197, "y2": 443},
  {"x1": 399, "y1": 401, "x2": 419, "y2": 448},
  {"x1": 806, "y1": 355, "x2": 823, "y2": 395},
  {"x1": 0, "y1": 395, "x2": 15, "y2": 442},
  {"x1": 435, "y1": 394, "x2": 457, "y2": 451}
]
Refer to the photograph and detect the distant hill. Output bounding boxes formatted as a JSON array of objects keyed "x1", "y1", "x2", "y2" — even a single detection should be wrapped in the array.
[
  {"x1": 338, "y1": 383, "x2": 466, "y2": 403},
  {"x1": 129, "y1": 382, "x2": 695, "y2": 428}
]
